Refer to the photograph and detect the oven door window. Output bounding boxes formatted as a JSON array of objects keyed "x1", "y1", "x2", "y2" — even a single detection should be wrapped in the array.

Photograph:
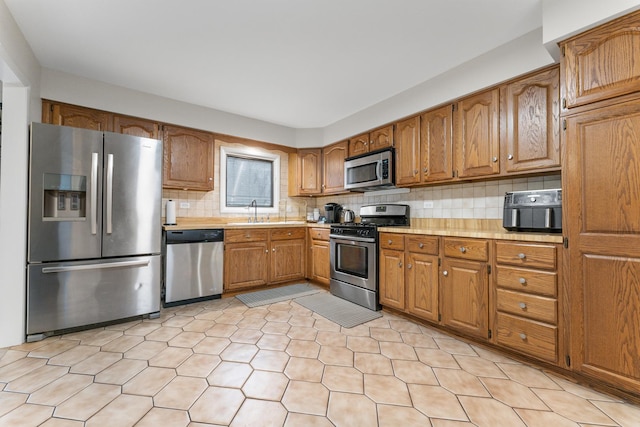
[{"x1": 336, "y1": 243, "x2": 369, "y2": 278}]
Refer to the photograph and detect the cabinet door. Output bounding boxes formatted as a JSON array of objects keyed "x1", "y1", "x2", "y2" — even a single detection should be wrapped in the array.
[
  {"x1": 162, "y1": 125, "x2": 214, "y2": 191},
  {"x1": 379, "y1": 248, "x2": 405, "y2": 310},
  {"x1": 48, "y1": 103, "x2": 111, "y2": 132},
  {"x1": 406, "y1": 252, "x2": 439, "y2": 322},
  {"x1": 348, "y1": 132, "x2": 370, "y2": 157},
  {"x1": 113, "y1": 115, "x2": 160, "y2": 139},
  {"x1": 322, "y1": 141, "x2": 348, "y2": 194},
  {"x1": 271, "y1": 239, "x2": 306, "y2": 283},
  {"x1": 503, "y1": 67, "x2": 560, "y2": 173},
  {"x1": 441, "y1": 258, "x2": 489, "y2": 339},
  {"x1": 310, "y1": 239, "x2": 330, "y2": 286},
  {"x1": 395, "y1": 116, "x2": 421, "y2": 186},
  {"x1": 369, "y1": 125, "x2": 394, "y2": 152},
  {"x1": 454, "y1": 89, "x2": 500, "y2": 178},
  {"x1": 565, "y1": 99, "x2": 640, "y2": 394},
  {"x1": 562, "y1": 11, "x2": 640, "y2": 108},
  {"x1": 224, "y1": 242, "x2": 269, "y2": 291},
  {"x1": 421, "y1": 105, "x2": 454, "y2": 182},
  {"x1": 297, "y1": 149, "x2": 322, "y2": 195}
]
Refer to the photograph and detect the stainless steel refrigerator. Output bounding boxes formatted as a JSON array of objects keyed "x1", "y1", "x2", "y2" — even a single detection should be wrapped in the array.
[{"x1": 26, "y1": 122, "x2": 163, "y2": 341}]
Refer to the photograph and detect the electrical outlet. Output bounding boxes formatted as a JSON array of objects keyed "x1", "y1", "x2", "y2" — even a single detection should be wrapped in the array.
[
  {"x1": 423, "y1": 201, "x2": 434, "y2": 208},
  {"x1": 180, "y1": 202, "x2": 190, "y2": 209}
]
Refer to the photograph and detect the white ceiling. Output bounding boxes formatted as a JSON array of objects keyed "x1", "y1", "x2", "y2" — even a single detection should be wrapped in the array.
[{"x1": 5, "y1": 0, "x2": 542, "y2": 128}]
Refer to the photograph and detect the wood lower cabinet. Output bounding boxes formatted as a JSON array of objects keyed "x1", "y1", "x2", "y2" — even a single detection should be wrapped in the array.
[
  {"x1": 441, "y1": 237, "x2": 490, "y2": 340},
  {"x1": 494, "y1": 241, "x2": 562, "y2": 364},
  {"x1": 163, "y1": 125, "x2": 214, "y2": 191},
  {"x1": 379, "y1": 233, "x2": 406, "y2": 310},
  {"x1": 224, "y1": 229, "x2": 270, "y2": 291},
  {"x1": 224, "y1": 227, "x2": 305, "y2": 291},
  {"x1": 454, "y1": 89, "x2": 500, "y2": 179},
  {"x1": 308, "y1": 228, "x2": 330, "y2": 286}
]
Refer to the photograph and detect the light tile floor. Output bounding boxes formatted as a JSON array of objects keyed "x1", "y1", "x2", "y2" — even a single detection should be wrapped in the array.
[{"x1": 2, "y1": 289, "x2": 640, "y2": 427}]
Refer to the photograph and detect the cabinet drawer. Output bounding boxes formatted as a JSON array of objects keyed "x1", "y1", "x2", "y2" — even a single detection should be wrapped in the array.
[
  {"x1": 225, "y1": 228, "x2": 269, "y2": 243},
  {"x1": 495, "y1": 242, "x2": 556, "y2": 270},
  {"x1": 443, "y1": 238, "x2": 488, "y2": 261},
  {"x1": 496, "y1": 313, "x2": 557, "y2": 362},
  {"x1": 495, "y1": 266, "x2": 557, "y2": 297},
  {"x1": 406, "y1": 235, "x2": 439, "y2": 255},
  {"x1": 496, "y1": 289, "x2": 557, "y2": 324},
  {"x1": 309, "y1": 227, "x2": 330, "y2": 241},
  {"x1": 270, "y1": 228, "x2": 306, "y2": 240},
  {"x1": 380, "y1": 233, "x2": 404, "y2": 250}
]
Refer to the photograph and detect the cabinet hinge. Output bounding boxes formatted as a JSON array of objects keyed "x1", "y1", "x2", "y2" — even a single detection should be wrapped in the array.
[
  {"x1": 488, "y1": 329, "x2": 492, "y2": 339},
  {"x1": 561, "y1": 45, "x2": 565, "y2": 57},
  {"x1": 563, "y1": 237, "x2": 569, "y2": 249},
  {"x1": 562, "y1": 119, "x2": 567, "y2": 131},
  {"x1": 562, "y1": 98, "x2": 567, "y2": 109},
  {"x1": 438, "y1": 257, "x2": 441, "y2": 267},
  {"x1": 487, "y1": 265, "x2": 491, "y2": 274},
  {"x1": 452, "y1": 104, "x2": 457, "y2": 112},
  {"x1": 452, "y1": 170, "x2": 457, "y2": 178},
  {"x1": 565, "y1": 355, "x2": 571, "y2": 367},
  {"x1": 438, "y1": 314, "x2": 442, "y2": 322}
]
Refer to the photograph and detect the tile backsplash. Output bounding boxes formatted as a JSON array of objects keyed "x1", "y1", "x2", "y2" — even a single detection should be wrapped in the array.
[{"x1": 163, "y1": 171, "x2": 561, "y2": 221}]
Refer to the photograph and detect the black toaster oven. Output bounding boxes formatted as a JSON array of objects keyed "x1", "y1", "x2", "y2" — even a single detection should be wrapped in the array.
[{"x1": 503, "y1": 189, "x2": 562, "y2": 232}]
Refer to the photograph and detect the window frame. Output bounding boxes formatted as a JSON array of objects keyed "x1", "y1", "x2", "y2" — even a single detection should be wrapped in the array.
[{"x1": 219, "y1": 145, "x2": 280, "y2": 215}]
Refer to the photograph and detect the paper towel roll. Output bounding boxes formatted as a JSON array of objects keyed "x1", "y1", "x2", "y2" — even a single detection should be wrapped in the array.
[{"x1": 165, "y1": 200, "x2": 177, "y2": 225}]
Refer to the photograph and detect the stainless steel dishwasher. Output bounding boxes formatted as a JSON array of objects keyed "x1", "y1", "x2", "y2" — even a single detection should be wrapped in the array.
[{"x1": 164, "y1": 229, "x2": 224, "y2": 306}]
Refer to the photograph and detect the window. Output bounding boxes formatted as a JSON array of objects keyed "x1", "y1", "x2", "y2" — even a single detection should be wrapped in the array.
[{"x1": 220, "y1": 145, "x2": 280, "y2": 214}]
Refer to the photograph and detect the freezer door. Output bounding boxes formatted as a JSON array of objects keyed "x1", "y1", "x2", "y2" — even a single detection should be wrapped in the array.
[
  {"x1": 28, "y1": 123, "x2": 103, "y2": 262},
  {"x1": 26, "y1": 255, "x2": 161, "y2": 336},
  {"x1": 102, "y1": 132, "x2": 162, "y2": 257}
]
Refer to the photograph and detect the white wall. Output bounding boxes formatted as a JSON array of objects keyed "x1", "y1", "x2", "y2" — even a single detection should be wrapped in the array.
[{"x1": 41, "y1": 69, "x2": 300, "y2": 147}]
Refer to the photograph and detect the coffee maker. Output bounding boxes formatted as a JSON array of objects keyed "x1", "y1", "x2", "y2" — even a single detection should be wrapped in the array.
[{"x1": 324, "y1": 203, "x2": 343, "y2": 223}]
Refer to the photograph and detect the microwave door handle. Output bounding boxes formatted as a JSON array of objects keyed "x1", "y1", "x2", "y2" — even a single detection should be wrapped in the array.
[
  {"x1": 376, "y1": 160, "x2": 382, "y2": 182},
  {"x1": 106, "y1": 153, "x2": 114, "y2": 235},
  {"x1": 90, "y1": 152, "x2": 98, "y2": 235}
]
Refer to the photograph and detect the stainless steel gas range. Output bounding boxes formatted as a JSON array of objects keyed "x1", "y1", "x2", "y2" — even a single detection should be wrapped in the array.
[{"x1": 329, "y1": 204, "x2": 410, "y2": 311}]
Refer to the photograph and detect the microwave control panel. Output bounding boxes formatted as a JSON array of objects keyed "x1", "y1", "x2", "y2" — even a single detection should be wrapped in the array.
[{"x1": 381, "y1": 159, "x2": 389, "y2": 179}]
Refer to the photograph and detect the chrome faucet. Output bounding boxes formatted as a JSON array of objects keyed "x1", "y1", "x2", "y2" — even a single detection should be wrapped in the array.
[{"x1": 249, "y1": 199, "x2": 258, "y2": 223}]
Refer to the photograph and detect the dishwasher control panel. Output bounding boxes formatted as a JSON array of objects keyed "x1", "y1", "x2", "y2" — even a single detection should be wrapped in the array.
[{"x1": 166, "y1": 229, "x2": 224, "y2": 243}]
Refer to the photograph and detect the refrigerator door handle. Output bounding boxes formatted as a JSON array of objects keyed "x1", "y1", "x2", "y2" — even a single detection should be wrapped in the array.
[
  {"x1": 91, "y1": 152, "x2": 99, "y2": 235},
  {"x1": 106, "y1": 153, "x2": 114, "y2": 234},
  {"x1": 41, "y1": 259, "x2": 151, "y2": 274}
]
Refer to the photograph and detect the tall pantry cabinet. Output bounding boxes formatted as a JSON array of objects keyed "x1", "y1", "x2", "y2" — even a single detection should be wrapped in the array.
[{"x1": 561, "y1": 9, "x2": 640, "y2": 395}]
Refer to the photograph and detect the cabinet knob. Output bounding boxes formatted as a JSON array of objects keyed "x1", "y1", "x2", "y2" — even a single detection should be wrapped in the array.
[
  {"x1": 272, "y1": 248, "x2": 276, "y2": 252},
  {"x1": 209, "y1": 177, "x2": 213, "y2": 181},
  {"x1": 423, "y1": 167, "x2": 428, "y2": 173},
  {"x1": 364, "y1": 142, "x2": 368, "y2": 146},
  {"x1": 459, "y1": 246, "x2": 467, "y2": 253},
  {"x1": 388, "y1": 239, "x2": 393, "y2": 245},
  {"x1": 414, "y1": 169, "x2": 418, "y2": 174},
  {"x1": 507, "y1": 154, "x2": 513, "y2": 160},
  {"x1": 288, "y1": 232, "x2": 292, "y2": 236},
  {"x1": 443, "y1": 270, "x2": 448, "y2": 276},
  {"x1": 492, "y1": 156, "x2": 498, "y2": 163},
  {"x1": 519, "y1": 302, "x2": 527, "y2": 310},
  {"x1": 519, "y1": 277, "x2": 526, "y2": 285},
  {"x1": 265, "y1": 250, "x2": 269, "y2": 253},
  {"x1": 518, "y1": 253, "x2": 526, "y2": 259},
  {"x1": 407, "y1": 263, "x2": 412, "y2": 269},
  {"x1": 418, "y1": 243, "x2": 424, "y2": 248},
  {"x1": 398, "y1": 262, "x2": 403, "y2": 268},
  {"x1": 519, "y1": 333, "x2": 527, "y2": 340}
]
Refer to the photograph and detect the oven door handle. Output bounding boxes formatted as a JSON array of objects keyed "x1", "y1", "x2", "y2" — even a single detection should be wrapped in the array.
[{"x1": 330, "y1": 234, "x2": 376, "y2": 244}]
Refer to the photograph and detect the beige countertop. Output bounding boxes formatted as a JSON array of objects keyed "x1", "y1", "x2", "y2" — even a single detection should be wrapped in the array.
[{"x1": 163, "y1": 217, "x2": 562, "y2": 243}]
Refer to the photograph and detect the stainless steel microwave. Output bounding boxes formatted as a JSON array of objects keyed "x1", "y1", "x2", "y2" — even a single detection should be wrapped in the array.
[{"x1": 344, "y1": 148, "x2": 395, "y2": 191}]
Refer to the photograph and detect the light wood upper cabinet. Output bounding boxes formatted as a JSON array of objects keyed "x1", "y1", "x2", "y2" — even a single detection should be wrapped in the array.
[
  {"x1": 162, "y1": 125, "x2": 214, "y2": 191},
  {"x1": 348, "y1": 125, "x2": 393, "y2": 157},
  {"x1": 43, "y1": 101, "x2": 112, "y2": 132},
  {"x1": 113, "y1": 115, "x2": 160, "y2": 139},
  {"x1": 421, "y1": 105, "x2": 454, "y2": 183},
  {"x1": 288, "y1": 148, "x2": 322, "y2": 196},
  {"x1": 561, "y1": 10, "x2": 640, "y2": 109},
  {"x1": 395, "y1": 116, "x2": 421, "y2": 186},
  {"x1": 454, "y1": 88, "x2": 500, "y2": 179},
  {"x1": 322, "y1": 140, "x2": 348, "y2": 194},
  {"x1": 502, "y1": 67, "x2": 560, "y2": 173}
]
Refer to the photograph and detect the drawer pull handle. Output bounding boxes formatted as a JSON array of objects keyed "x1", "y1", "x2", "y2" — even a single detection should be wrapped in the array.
[
  {"x1": 518, "y1": 253, "x2": 526, "y2": 259},
  {"x1": 418, "y1": 243, "x2": 424, "y2": 248},
  {"x1": 443, "y1": 270, "x2": 448, "y2": 277},
  {"x1": 519, "y1": 277, "x2": 526, "y2": 285},
  {"x1": 519, "y1": 333, "x2": 527, "y2": 340},
  {"x1": 460, "y1": 247, "x2": 467, "y2": 253},
  {"x1": 519, "y1": 302, "x2": 527, "y2": 310}
]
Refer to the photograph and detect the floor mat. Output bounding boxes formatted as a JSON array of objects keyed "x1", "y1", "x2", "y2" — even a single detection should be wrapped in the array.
[
  {"x1": 236, "y1": 283, "x2": 322, "y2": 308},
  {"x1": 294, "y1": 293, "x2": 382, "y2": 328}
]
